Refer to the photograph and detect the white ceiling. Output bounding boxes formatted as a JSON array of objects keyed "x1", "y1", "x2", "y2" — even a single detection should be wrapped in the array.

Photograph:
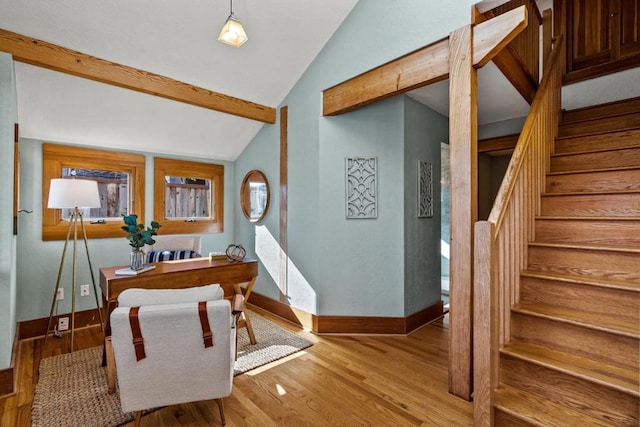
[
  {"x1": 0, "y1": 0, "x2": 358, "y2": 160},
  {"x1": 408, "y1": 61, "x2": 531, "y2": 125}
]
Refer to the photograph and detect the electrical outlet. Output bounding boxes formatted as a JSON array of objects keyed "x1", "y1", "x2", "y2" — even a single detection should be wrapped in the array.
[
  {"x1": 80, "y1": 284, "x2": 90, "y2": 296},
  {"x1": 56, "y1": 288, "x2": 64, "y2": 300},
  {"x1": 58, "y1": 317, "x2": 69, "y2": 331}
]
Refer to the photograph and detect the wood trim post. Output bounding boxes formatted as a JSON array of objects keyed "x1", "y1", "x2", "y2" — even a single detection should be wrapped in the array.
[
  {"x1": 542, "y1": 9, "x2": 553, "y2": 70},
  {"x1": 553, "y1": 0, "x2": 567, "y2": 75},
  {"x1": 279, "y1": 106, "x2": 288, "y2": 303},
  {"x1": 13, "y1": 123, "x2": 19, "y2": 235},
  {"x1": 0, "y1": 324, "x2": 19, "y2": 397},
  {"x1": 473, "y1": 221, "x2": 498, "y2": 426},
  {"x1": 448, "y1": 24, "x2": 478, "y2": 401}
]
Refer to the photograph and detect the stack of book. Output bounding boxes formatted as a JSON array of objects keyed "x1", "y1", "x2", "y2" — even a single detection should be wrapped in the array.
[{"x1": 114, "y1": 264, "x2": 156, "y2": 276}]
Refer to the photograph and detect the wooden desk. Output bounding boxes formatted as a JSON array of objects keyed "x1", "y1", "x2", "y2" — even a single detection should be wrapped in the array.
[
  {"x1": 100, "y1": 257, "x2": 259, "y2": 341},
  {"x1": 101, "y1": 257, "x2": 259, "y2": 394}
]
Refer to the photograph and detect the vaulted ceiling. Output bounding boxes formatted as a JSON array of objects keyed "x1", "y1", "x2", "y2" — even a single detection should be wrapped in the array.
[
  {"x1": 0, "y1": 0, "x2": 358, "y2": 160},
  {"x1": 2, "y1": 0, "x2": 639, "y2": 161}
]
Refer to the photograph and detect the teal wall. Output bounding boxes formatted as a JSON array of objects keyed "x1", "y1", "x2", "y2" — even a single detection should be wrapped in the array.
[
  {"x1": 403, "y1": 97, "x2": 448, "y2": 316},
  {"x1": 16, "y1": 139, "x2": 237, "y2": 322},
  {"x1": 235, "y1": 0, "x2": 475, "y2": 317},
  {"x1": 319, "y1": 97, "x2": 405, "y2": 316},
  {"x1": 0, "y1": 53, "x2": 17, "y2": 369},
  {"x1": 233, "y1": 110, "x2": 281, "y2": 303}
]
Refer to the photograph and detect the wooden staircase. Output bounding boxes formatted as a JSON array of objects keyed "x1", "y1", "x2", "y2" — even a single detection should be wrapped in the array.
[{"x1": 493, "y1": 100, "x2": 640, "y2": 426}]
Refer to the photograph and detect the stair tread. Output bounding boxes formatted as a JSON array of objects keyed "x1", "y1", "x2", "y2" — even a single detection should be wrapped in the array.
[
  {"x1": 536, "y1": 216, "x2": 640, "y2": 221},
  {"x1": 560, "y1": 97, "x2": 640, "y2": 125},
  {"x1": 547, "y1": 165, "x2": 640, "y2": 176},
  {"x1": 551, "y1": 145, "x2": 640, "y2": 157},
  {"x1": 541, "y1": 189, "x2": 640, "y2": 197},
  {"x1": 494, "y1": 385, "x2": 614, "y2": 427},
  {"x1": 555, "y1": 127, "x2": 640, "y2": 140},
  {"x1": 513, "y1": 302, "x2": 639, "y2": 338},
  {"x1": 529, "y1": 241, "x2": 640, "y2": 254},
  {"x1": 502, "y1": 341, "x2": 640, "y2": 396},
  {"x1": 557, "y1": 111, "x2": 640, "y2": 139},
  {"x1": 521, "y1": 270, "x2": 640, "y2": 292}
]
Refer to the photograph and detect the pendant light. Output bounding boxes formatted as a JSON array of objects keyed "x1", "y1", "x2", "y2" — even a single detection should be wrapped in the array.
[{"x1": 218, "y1": 0, "x2": 248, "y2": 48}]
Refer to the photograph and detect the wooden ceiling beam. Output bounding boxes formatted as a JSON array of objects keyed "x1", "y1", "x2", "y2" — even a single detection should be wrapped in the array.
[
  {"x1": 474, "y1": 0, "x2": 513, "y2": 15},
  {"x1": 322, "y1": 38, "x2": 450, "y2": 117},
  {"x1": 475, "y1": 6, "x2": 537, "y2": 104},
  {"x1": 473, "y1": 6, "x2": 528, "y2": 68},
  {"x1": 0, "y1": 28, "x2": 276, "y2": 124},
  {"x1": 322, "y1": 6, "x2": 527, "y2": 116}
]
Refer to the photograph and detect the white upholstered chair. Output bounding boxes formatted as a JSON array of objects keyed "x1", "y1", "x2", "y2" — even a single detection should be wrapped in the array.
[{"x1": 109, "y1": 284, "x2": 235, "y2": 426}]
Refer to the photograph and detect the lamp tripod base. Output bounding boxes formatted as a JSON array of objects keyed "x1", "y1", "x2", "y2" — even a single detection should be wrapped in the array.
[{"x1": 44, "y1": 209, "x2": 104, "y2": 352}]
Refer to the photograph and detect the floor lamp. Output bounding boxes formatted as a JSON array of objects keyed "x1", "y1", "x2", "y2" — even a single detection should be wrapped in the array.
[{"x1": 45, "y1": 178, "x2": 104, "y2": 352}]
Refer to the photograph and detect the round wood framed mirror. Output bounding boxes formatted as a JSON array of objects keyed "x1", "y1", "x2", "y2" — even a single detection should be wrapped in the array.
[{"x1": 240, "y1": 170, "x2": 270, "y2": 222}]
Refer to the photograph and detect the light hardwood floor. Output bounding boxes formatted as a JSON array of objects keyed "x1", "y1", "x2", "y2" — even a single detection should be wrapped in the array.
[{"x1": 0, "y1": 308, "x2": 473, "y2": 426}]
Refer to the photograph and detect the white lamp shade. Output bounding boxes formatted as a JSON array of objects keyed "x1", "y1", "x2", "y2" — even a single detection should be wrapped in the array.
[
  {"x1": 218, "y1": 16, "x2": 248, "y2": 48},
  {"x1": 48, "y1": 178, "x2": 101, "y2": 209}
]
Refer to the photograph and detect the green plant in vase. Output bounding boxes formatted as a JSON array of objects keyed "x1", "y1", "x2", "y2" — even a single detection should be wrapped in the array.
[{"x1": 121, "y1": 215, "x2": 161, "y2": 270}]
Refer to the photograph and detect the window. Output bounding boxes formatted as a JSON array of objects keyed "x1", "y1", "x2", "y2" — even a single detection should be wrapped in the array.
[
  {"x1": 42, "y1": 144, "x2": 145, "y2": 240},
  {"x1": 59, "y1": 168, "x2": 130, "y2": 220},
  {"x1": 154, "y1": 157, "x2": 224, "y2": 234}
]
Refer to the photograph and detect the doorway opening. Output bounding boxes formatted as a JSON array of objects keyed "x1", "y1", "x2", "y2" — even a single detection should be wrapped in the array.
[{"x1": 440, "y1": 142, "x2": 450, "y2": 309}]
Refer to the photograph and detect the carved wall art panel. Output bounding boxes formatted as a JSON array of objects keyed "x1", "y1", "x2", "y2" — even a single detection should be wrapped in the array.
[
  {"x1": 346, "y1": 156, "x2": 377, "y2": 219},
  {"x1": 418, "y1": 160, "x2": 433, "y2": 218}
]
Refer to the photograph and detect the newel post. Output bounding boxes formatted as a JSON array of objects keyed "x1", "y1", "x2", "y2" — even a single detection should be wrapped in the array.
[
  {"x1": 473, "y1": 221, "x2": 498, "y2": 426},
  {"x1": 448, "y1": 24, "x2": 478, "y2": 401}
]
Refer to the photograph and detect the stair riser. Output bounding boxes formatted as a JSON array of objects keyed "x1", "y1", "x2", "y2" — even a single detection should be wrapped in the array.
[
  {"x1": 520, "y1": 277, "x2": 640, "y2": 321},
  {"x1": 558, "y1": 112, "x2": 640, "y2": 139},
  {"x1": 495, "y1": 410, "x2": 534, "y2": 427},
  {"x1": 535, "y1": 219, "x2": 640, "y2": 247},
  {"x1": 540, "y1": 193, "x2": 640, "y2": 217},
  {"x1": 528, "y1": 245, "x2": 640, "y2": 283},
  {"x1": 546, "y1": 169, "x2": 640, "y2": 193},
  {"x1": 500, "y1": 354, "x2": 639, "y2": 425},
  {"x1": 555, "y1": 129, "x2": 640, "y2": 154},
  {"x1": 511, "y1": 313, "x2": 639, "y2": 370},
  {"x1": 561, "y1": 98, "x2": 640, "y2": 125},
  {"x1": 550, "y1": 147, "x2": 640, "y2": 172}
]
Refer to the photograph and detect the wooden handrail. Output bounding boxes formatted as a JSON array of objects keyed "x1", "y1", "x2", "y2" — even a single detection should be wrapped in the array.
[{"x1": 473, "y1": 34, "x2": 565, "y2": 427}]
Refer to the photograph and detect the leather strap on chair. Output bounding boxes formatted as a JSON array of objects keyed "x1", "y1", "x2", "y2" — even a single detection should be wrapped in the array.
[
  {"x1": 128, "y1": 307, "x2": 146, "y2": 361},
  {"x1": 198, "y1": 301, "x2": 214, "y2": 348}
]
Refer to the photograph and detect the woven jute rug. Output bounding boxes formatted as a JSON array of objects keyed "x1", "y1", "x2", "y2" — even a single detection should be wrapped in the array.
[{"x1": 31, "y1": 312, "x2": 313, "y2": 427}]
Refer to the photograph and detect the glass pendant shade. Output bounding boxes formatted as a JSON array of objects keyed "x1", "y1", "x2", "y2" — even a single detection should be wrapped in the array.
[{"x1": 218, "y1": 15, "x2": 248, "y2": 48}]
